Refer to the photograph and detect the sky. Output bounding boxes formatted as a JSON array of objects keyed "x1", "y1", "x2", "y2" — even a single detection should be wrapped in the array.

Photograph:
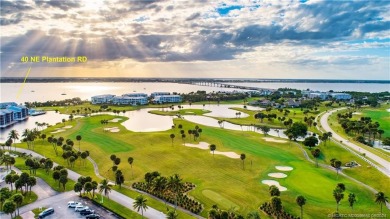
[{"x1": 0, "y1": 0, "x2": 389, "y2": 79}]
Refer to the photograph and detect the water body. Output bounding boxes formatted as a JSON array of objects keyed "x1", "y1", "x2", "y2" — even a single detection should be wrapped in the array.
[
  {"x1": 225, "y1": 82, "x2": 390, "y2": 92},
  {"x1": 1, "y1": 82, "x2": 245, "y2": 103}
]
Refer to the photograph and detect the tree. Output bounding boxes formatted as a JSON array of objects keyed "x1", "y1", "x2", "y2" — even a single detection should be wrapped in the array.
[
  {"x1": 8, "y1": 129, "x2": 19, "y2": 151},
  {"x1": 284, "y1": 122, "x2": 308, "y2": 140},
  {"x1": 337, "y1": 183, "x2": 346, "y2": 192},
  {"x1": 5, "y1": 174, "x2": 14, "y2": 191},
  {"x1": 27, "y1": 176, "x2": 36, "y2": 194},
  {"x1": 260, "y1": 126, "x2": 270, "y2": 136},
  {"x1": 311, "y1": 148, "x2": 321, "y2": 167},
  {"x1": 296, "y1": 195, "x2": 306, "y2": 219},
  {"x1": 44, "y1": 159, "x2": 54, "y2": 174},
  {"x1": 334, "y1": 160, "x2": 342, "y2": 178},
  {"x1": 74, "y1": 182, "x2": 83, "y2": 196},
  {"x1": 348, "y1": 193, "x2": 356, "y2": 210},
  {"x1": 375, "y1": 192, "x2": 388, "y2": 213},
  {"x1": 333, "y1": 188, "x2": 344, "y2": 212},
  {"x1": 84, "y1": 182, "x2": 93, "y2": 196},
  {"x1": 128, "y1": 157, "x2": 134, "y2": 178},
  {"x1": 269, "y1": 185, "x2": 280, "y2": 196},
  {"x1": 91, "y1": 181, "x2": 98, "y2": 198},
  {"x1": 115, "y1": 170, "x2": 124, "y2": 188},
  {"x1": 240, "y1": 153, "x2": 246, "y2": 170},
  {"x1": 170, "y1": 134, "x2": 175, "y2": 146},
  {"x1": 254, "y1": 112, "x2": 266, "y2": 123},
  {"x1": 167, "y1": 174, "x2": 184, "y2": 209},
  {"x1": 2, "y1": 200, "x2": 16, "y2": 218},
  {"x1": 133, "y1": 195, "x2": 148, "y2": 218},
  {"x1": 271, "y1": 196, "x2": 282, "y2": 212},
  {"x1": 12, "y1": 193, "x2": 24, "y2": 216},
  {"x1": 303, "y1": 136, "x2": 318, "y2": 149},
  {"x1": 209, "y1": 144, "x2": 216, "y2": 159},
  {"x1": 59, "y1": 175, "x2": 68, "y2": 191},
  {"x1": 76, "y1": 135, "x2": 82, "y2": 151},
  {"x1": 166, "y1": 209, "x2": 178, "y2": 219},
  {"x1": 0, "y1": 188, "x2": 12, "y2": 211},
  {"x1": 383, "y1": 137, "x2": 390, "y2": 146},
  {"x1": 99, "y1": 179, "x2": 112, "y2": 203},
  {"x1": 246, "y1": 211, "x2": 261, "y2": 219}
]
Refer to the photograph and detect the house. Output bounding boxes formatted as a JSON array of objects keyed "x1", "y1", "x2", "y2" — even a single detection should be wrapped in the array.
[
  {"x1": 6, "y1": 105, "x2": 28, "y2": 121},
  {"x1": 330, "y1": 93, "x2": 352, "y2": 100},
  {"x1": 285, "y1": 99, "x2": 301, "y2": 108},
  {"x1": 122, "y1": 93, "x2": 148, "y2": 98},
  {"x1": 112, "y1": 96, "x2": 148, "y2": 105},
  {"x1": 0, "y1": 109, "x2": 15, "y2": 128},
  {"x1": 151, "y1": 92, "x2": 170, "y2": 98},
  {"x1": 153, "y1": 95, "x2": 182, "y2": 103},
  {"x1": 258, "y1": 99, "x2": 272, "y2": 107},
  {"x1": 91, "y1": 94, "x2": 116, "y2": 104}
]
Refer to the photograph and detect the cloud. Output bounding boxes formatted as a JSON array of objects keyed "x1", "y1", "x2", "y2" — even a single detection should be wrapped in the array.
[{"x1": 34, "y1": 0, "x2": 82, "y2": 11}]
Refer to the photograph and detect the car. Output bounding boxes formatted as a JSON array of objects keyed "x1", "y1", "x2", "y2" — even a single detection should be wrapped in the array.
[
  {"x1": 86, "y1": 214, "x2": 100, "y2": 219},
  {"x1": 80, "y1": 209, "x2": 95, "y2": 215},
  {"x1": 38, "y1": 208, "x2": 54, "y2": 219},
  {"x1": 75, "y1": 205, "x2": 85, "y2": 212},
  {"x1": 67, "y1": 201, "x2": 82, "y2": 208}
]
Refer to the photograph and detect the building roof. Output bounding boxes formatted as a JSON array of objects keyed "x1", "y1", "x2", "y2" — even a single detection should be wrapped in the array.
[
  {"x1": 0, "y1": 109, "x2": 13, "y2": 115},
  {"x1": 91, "y1": 94, "x2": 115, "y2": 98}
]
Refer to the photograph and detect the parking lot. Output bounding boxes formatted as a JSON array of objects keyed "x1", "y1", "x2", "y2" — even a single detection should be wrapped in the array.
[{"x1": 34, "y1": 196, "x2": 119, "y2": 219}]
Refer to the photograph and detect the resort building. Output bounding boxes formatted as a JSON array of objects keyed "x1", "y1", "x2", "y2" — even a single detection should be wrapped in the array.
[
  {"x1": 330, "y1": 93, "x2": 352, "y2": 100},
  {"x1": 91, "y1": 94, "x2": 116, "y2": 104},
  {"x1": 307, "y1": 92, "x2": 328, "y2": 100},
  {"x1": 0, "y1": 102, "x2": 29, "y2": 128},
  {"x1": 112, "y1": 96, "x2": 148, "y2": 105},
  {"x1": 153, "y1": 95, "x2": 182, "y2": 103},
  {"x1": 0, "y1": 109, "x2": 15, "y2": 128},
  {"x1": 151, "y1": 92, "x2": 170, "y2": 98},
  {"x1": 122, "y1": 93, "x2": 148, "y2": 98}
]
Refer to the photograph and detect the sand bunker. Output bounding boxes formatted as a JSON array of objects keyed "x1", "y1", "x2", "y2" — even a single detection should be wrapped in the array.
[
  {"x1": 183, "y1": 142, "x2": 209, "y2": 150},
  {"x1": 275, "y1": 166, "x2": 293, "y2": 171},
  {"x1": 268, "y1": 173, "x2": 287, "y2": 178},
  {"x1": 262, "y1": 137, "x2": 287, "y2": 143},
  {"x1": 104, "y1": 127, "x2": 120, "y2": 132},
  {"x1": 63, "y1": 125, "x2": 73, "y2": 129},
  {"x1": 387, "y1": 109, "x2": 390, "y2": 112},
  {"x1": 352, "y1": 112, "x2": 362, "y2": 115},
  {"x1": 109, "y1": 118, "x2": 122, "y2": 122},
  {"x1": 110, "y1": 128, "x2": 120, "y2": 132},
  {"x1": 261, "y1": 180, "x2": 287, "y2": 191},
  {"x1": 51, "y1": 129, "x2": 65, "y2": 134},
  {"x1": 211, "y1": 151, "x2": 240, "y2": 159}
]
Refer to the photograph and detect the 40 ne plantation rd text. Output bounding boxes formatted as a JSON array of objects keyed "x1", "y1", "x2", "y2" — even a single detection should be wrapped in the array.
[{"x1": 20, "y1": 56, "x2": 88, "y2": 63}]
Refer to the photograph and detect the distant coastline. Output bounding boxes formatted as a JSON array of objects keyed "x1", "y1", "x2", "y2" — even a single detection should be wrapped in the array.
[{"x1": 1, "y1": 77, "x2": 389, "y2": 84}]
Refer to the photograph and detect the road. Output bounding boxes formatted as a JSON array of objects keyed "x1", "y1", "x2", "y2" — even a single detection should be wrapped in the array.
[
  {"x1": 320, "y1": 108, "x2": 390, "y2": 177},
  {"x1": 11, "y1": 148, "x2": 166, "y2": 219}
]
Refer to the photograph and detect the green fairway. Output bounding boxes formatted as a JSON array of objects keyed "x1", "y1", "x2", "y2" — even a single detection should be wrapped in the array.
[
  {"x1": 16, "y1": 112, "x2": 388, "y2": 218},
  {"x1": 361, "y1": 105, "x2": 390, "y2": 138}
]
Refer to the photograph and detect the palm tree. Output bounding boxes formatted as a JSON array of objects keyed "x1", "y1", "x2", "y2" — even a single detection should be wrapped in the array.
[
  {"x1": 170, "y1": 134, "x2": 175, "y2": 146},
  {"x1": 375, "y1": 192, "x2": 388, "y2": 213},
  {"x1": 128, "y1": 157, "x2": 134, "y2": 178},
  {"x1": 133, "y1": 195, "x2": 148, "y2": 218},
  {"x1": 240, "y1": 153, "x2": 246, "y2": 170},
  {"x1": 8, "y1": 130, "x2": 19, "y2": 151},
  {"x1": 246, "y1": 211, "x2": 260, "y2": 219},
  {"x1": 209, "y1": 144, "x2": 216, "y2": 159},
  {"x1": 12, "y1": 193, "x2": 23, "y2": 216},
  {"x1": 296, "y1": 195, "x2": 306, "y2": 219},
  {"x1": 166, "y1": 209, "x2": 178, "y2": 219},
  {"x1": 167, "y1": 174, "x2": 184, "y2": 209},
  {"x1": 99, "y1": 179, "x2": 112, "y2": 203},
  {"x1": 76, "y1": 135, "x2": 82, "y2": 151},
  {"x1": 348, "y1": 193, "x2": 356, "y2": 210},
  {"x1": 311, "y1": 148, "x2": 321, "y2": 167},
  {"x1": 334, "y1": 160, "x2": 342, "y2": 179},
  {"x1": 333, "y1": 188, "x2": 344, "y2": 212}
]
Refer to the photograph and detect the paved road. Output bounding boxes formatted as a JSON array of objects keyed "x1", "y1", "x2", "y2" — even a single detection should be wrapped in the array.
[
  {"x1": 12, "y1": 148, "x2": 166, "y2": 219},
  {"x1": 320, "y1": 108, "x2": 390, "y2": 177}
]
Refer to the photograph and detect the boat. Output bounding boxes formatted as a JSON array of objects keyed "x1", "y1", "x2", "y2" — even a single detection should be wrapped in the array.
[
  {"x1": 31, "y1": 90, "x2": 35, "y2": 92},
  {"x1": 61, "y1": 93, "x2": 67, "y2": 95}
]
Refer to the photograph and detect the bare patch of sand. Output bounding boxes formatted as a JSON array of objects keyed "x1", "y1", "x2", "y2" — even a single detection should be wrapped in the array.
[
  {"x1": 110, "y1": 128, "x2": 120, "y2": 132},
  {"x1": 275, "y1": 166, "x2": 293, "y2": 171},
  {"x1": 183, "y1": 142, "x2": 209, "y2": 150},
  {"x1": 104, "y1": 127, "x2": 119, "y2": 132},
  {"x1": 262, "y1": 137, "x2": 287, "y2": 143},
  {"x1": 352, "y1": 112, "x2": 362, "y2": 115},
  {"x1": 109, "y1": 118, "x2": 122, "y2": 122},
  {"x1": 51, "y1": 129, "x2": 65, "y2": 134},
  {"x1": 261, "y1": 180, "x2": 287, "y2": 191},
  {"x1": 63, "y1": 125, "x2": 73, "y2": 129},
  {"x1": 268, "y1": 173, "x2": 287, "y2": 178},
  {"x1": 211, "y1": 151, "x2": 240, "y2": 159}
]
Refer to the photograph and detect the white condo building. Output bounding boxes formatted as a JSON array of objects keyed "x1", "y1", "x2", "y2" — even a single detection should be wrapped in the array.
[
  {"x1": 153, "y1": 95, "x2": 182, "y2": 103},
  {"x1": 91, "y1": 94, "x2": 116, "y2": 104},
  {"x1": 330, "y1": 93, "x2": 352, "y2": 100},
  {"x1": 122, "y1": 93, "x2": 148, "y2": 98},
  {"x1": 151, "y1": 92, "x2": 170, "y2": 98},
  {"x1": 112, "y1": 96, "x2": 148, "y2": 105}
]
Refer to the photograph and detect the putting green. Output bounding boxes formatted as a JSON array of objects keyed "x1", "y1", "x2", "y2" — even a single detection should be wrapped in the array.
[{"x1": 202, "y1": 189, "x2": 240, "y2": 210}]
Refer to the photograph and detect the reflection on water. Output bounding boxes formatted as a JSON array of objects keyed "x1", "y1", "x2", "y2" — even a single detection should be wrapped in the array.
[{"x1": 0, "y1": 111, "x2": 71, "y2": 142}]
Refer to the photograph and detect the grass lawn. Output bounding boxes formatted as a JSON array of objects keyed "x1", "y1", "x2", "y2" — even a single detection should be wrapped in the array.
[
  {"x1": 14, "y1": 158, "x2": 75, "y2": 192},
  {"x1": 93, "y1": 195, "x2": 144, "y2": 219},
  {"x1": 15, "y1": 113, "x2": 389, "y2": 218},
  {"x1": 361, "y1": 104, "x2": 390, "y2": 138}
]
